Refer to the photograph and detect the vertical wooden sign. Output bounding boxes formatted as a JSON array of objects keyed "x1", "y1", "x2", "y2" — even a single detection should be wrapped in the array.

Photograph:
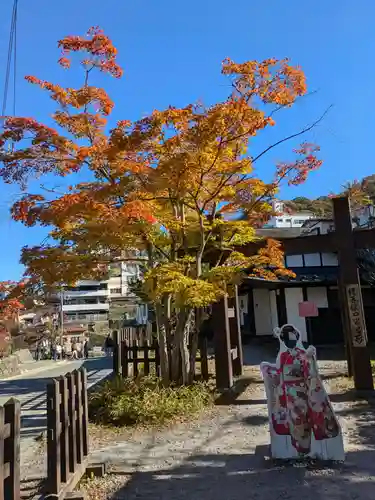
[{"x1": 333, "y1": 196, "x2": 373, "y2": 391}]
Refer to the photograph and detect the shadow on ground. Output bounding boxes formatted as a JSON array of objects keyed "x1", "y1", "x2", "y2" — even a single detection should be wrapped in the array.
[
  {"x1": 215, "y1": 376, "x2": 265, "y2": 406},
  {"x1": 105, "y1": 448, "x2": 375, "y2": 500},
  {"x1": 243, "y1": 340, "x2": 375, "y2": 365},
  {"x1": 0, "y1": 356, "x2": 112, "y2": 439}
]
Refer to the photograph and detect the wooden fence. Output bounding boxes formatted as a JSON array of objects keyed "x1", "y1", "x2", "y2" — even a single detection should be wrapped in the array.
[
  {"x1": 120, "y1": 340, "x2": 161, "y2": 378},
  {"x1": 118, "y1": 324, "x2": 154, "y2": 345},
  {"x1": 0, "y1": 399, "x2": 20, "y2": 500},
  {"x1": 46, "y1": 367, "x2": 90, "y2": 499},
  {"x1": 114, "y1": 337, "x2": 210, "y2": 381}
]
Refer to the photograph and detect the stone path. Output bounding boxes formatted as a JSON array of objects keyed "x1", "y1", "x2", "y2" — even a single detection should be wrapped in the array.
[
  {"x1": 0, "y1": 355, "x2": 112, "y2": 489},
  {"x1": 16, "y1": 348, "x2": 375, "y2": 500},
  {"x1": 84, "y1": 359, "x2": 375, "y2": 500}
]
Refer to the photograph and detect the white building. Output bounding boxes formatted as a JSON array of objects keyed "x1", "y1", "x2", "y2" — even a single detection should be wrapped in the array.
[
  {"x1": 264, "y1": 200, "x2": 315, "y2": 229},
  {"x1": 61, "y1": 260, "x2": 148, "y2": 334},
  {"x1": 299, "y1": 204, "x2": 375, "y2": 236}
]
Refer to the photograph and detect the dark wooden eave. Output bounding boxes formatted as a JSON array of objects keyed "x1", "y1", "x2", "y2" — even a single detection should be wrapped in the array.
[{"x1": 241, "y1": 227, "x2": 375, "y2": 256}]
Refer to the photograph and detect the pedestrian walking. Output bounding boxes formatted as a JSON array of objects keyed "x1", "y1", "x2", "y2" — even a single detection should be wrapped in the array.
[
  {"x1": 56, "y1": 343, "x2": 62, "y2": 360},
  {"x1": 35, "y1": 342, "x2": 41, "y2": 361},
  {"x1": 83, "y1": 339, "x2": 89, "y2": 359},
  {"x1": 51, "y1": 341, "x2": 57, "y2": 361},
  {"x1": 104, "y1": 334, "x2": 113, "y2": 356},
  {"x1": 71, "y1": 341, "x2": 78, "y2": 359}
]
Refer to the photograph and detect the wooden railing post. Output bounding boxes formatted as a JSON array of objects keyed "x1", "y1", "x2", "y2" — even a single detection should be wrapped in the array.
[
  {"x1": 45, "y1": 368, "x2": 97, "y2": 499},
  {"x1": 0, "y1": 399, "x2": 21, "y2": 500},
  {"x1": 113, "y1": 330, "x2": 121, "y2": 376},
  {"x1": 66, "y1": 372, "x2": 77, "y2": 474},
  {"x1": 132, "y1": 340, "x2": 139, "y2": 377},
  {"x1": 0, "y1": 404, "x2": 4, "y2": 500},
  {"x1": 212, "y1": 295, "x2": 233, "y2": 390},
  {"x1": 74, "y1": 370, "x2": 84, "y2": 465},
  {"x1": 121, "y1": 341, "x2": 129, "y2": 378},
  {"x1": 154, "y1": 341, "x2": 161, "y2": 377},
  {"x1": 144, "y1": 340, "x2": 150, "y2": 376},
  {"x1": 59, "y1": 376, "x2": 69, "y2": 483},
  {"x1": 47, "y1": 380, "x2": 61, "y2": 495},
  {"x1": 81, "y1": 368, "x2": 89, "y2": 458}
]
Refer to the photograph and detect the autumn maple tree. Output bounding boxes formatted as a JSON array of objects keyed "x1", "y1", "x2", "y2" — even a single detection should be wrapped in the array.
[
  {"x1": 0, "y1": 281, "x2": 25, "y2": 355},
  {"x1": 0, "y1": 27, "x2": 323, "y2": 383}
]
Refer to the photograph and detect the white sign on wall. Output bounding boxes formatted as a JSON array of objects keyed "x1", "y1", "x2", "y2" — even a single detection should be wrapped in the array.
[{"x1": 228, "y1": 307, "x2": 235, "y2": 318}]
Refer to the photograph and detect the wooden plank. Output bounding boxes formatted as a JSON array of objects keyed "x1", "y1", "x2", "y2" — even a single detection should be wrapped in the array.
[
  {"x1": 229, "y1": 285, "x2": 243, "y2": 377},
  {"x1": 113, "y1": 330, "x2": 121, "y2": 376},
  {"x1": 47, "y1": 380, "x2": 61, "y2": 495},
  {"x1": 212, "y1": 295, "x2": 233, "y2": 390},
  {"x1": 81, "y1": 369, "x2": 89, "y2": 458},
  {"x1": 132, "y1": 341, "x2": 139, "y2": 377},
  {"x1": 59, "y1": 376, "x2": 69, "y2": 483},
  {"x1": 0, "y1": 405, "x2": 5, "y2": 500},
  {"x1": 144, "y1": 340, "x2": 150, "y2": 376},
  {"x1": 67, "y1": 372, "x2": 77, "y2": 474},
  {"x1": 121, "y1": 342, "x2": 129, "y2": 378},
  {"x1": 4, "y1": 399, "x2": 20, "y2": 500},
  {"x1": 2, "y1": 462, "x2": 10, "y2": 480},
  {"x1": 2, "y1": 423, "x2": 10, "y2": 440},
  {"x1": 346, "y1": 284, "x2": 368, "y2": 347},
  {"x1": 44, "y1": 460, "x2": 88, "y2": 500},
  {"x1": 154, "y1": 342, "x2": 161, "y2": 377},
  {"x1": 75, "y1": 370, "x2": 84, "y2": 465}
]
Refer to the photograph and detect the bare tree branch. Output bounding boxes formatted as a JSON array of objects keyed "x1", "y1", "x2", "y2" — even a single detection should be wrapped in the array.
[{"x1": 252, "y1": 105, "x2": 333, "y2": 165}]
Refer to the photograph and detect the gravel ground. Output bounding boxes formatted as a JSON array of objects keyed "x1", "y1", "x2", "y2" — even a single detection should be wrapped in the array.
[{"x1": 21, "y1": 353, "x2": 375, "y2": 500}]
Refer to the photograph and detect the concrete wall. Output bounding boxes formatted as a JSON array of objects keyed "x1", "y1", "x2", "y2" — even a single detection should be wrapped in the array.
[
  {"x1": 270, "y1": 291, "x2": 279, "y2": 330},
  {"x1": 249, "y1": 286, "x2": 329, "y2": 342},
  {"x1": 253, "y1": 289, "x2": 274, "y2": 336},
  {"x1": 284, "y1": 288, "x2": 307, "y2": 341},
  {"x1": 238, "y1": 295, "x2": 248, "y2": 326},
  {"x1": 307, "y1": 287, "x2": 328, "y2": 308}
]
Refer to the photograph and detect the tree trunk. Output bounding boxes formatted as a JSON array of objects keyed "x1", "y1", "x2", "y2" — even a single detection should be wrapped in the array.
[
  {"x1": 179, "y1": 309, "x2": 193, "y2": 385},
  {"x1": 155, "y1": 303, "x2": 170, "y2": 385},
  {"x1": 169, "y1": 308, "x2": 193, "y2": 384},
  {"x1": 188, "y1": 309, "x2": 200, "y2": 384}
]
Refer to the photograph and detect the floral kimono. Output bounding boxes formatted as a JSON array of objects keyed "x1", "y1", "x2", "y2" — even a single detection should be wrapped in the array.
[{"x1": 261, "y1": 331, "x2": 340, "y2": 455}]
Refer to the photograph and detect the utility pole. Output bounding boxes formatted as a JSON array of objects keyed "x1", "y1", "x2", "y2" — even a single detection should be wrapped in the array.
[{"x1": 60, "y1": 286, "x2": 64, "y2": 342}]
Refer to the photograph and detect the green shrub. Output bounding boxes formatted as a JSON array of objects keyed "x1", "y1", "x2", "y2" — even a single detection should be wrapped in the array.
[{"x1": 88, "y1": 375, "x2": 214, "y2": 427}]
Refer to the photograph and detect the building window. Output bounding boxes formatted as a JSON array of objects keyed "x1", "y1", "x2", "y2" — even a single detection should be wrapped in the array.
[
  {"x1": 110, "y1": 288, "x2": 121, "y2": 294},
  {"x1": 303, "y1": 253, "x2": 321, "y2": 267},
  {"x1": 321, "y1": 252, "x2": 338, "y2": 266},
  {"x1": 285, "y1": 254, "x2": 304, "y2": 267}
]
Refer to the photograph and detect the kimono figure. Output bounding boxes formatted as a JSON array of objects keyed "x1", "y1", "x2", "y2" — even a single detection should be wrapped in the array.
[{"x1": 260, "y1": 324, "x2": 345, "y2": 461}]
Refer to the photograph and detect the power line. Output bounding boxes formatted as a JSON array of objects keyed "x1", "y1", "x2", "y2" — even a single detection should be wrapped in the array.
[
  {"x1": 2, "y1": 0, "x2": 18, "y2": 118},
  {"x1": 13, "y1": 0, "x2": 18, "y2": 117}
]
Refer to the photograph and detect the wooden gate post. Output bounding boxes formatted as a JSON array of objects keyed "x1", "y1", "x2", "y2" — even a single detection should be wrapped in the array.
[
  {"x1": 333, "y1": 196, "x2": 373, "y2": 390},
  {"x1": 47, "y1": 379, "x2": 61, "y2": 495},
  {"x1": 228, "y1": 285, "x2": 243, "y2": 377},
  {"x1": 113, "y1": 330, "x2": 122, "y2": 376},
  {"x1": 4, "y1": 399, "x2": 20, "y2": 500},
  {"x1": 212, "y1": 295, "x2": 233, "y2": 390}
]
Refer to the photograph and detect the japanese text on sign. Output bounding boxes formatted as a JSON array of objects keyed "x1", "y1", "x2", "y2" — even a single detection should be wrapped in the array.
[{"x1": 346, "y1": 284, "x2": 368, "y2": 347}]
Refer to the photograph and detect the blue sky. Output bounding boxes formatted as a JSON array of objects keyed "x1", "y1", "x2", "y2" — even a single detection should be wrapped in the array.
[{"x1": 0, "y1": 0, "x2": 374, "y2": 280}]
